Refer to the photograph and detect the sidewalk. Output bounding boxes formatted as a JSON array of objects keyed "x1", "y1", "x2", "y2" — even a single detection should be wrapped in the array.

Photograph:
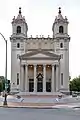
[
  {"x1": 0, "y1": 95, "x2": 80, "y2": 109},
  {"x1": 0, "y1": 102, "x2": 68, "y2": 108}
]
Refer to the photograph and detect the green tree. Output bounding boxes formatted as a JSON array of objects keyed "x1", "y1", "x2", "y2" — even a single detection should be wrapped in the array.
[
  {"x1": 0, "y1": 76, "x2": 5, "y2": 91},
  {"x1": 69, "y1": 76, "x2": 80, "y2": 91},
  {"x1": 0, "y1": 82, "x2": 3, "y2": 92},
  {"x1": 2, "y1": 80, "x2": 5, "y2": 90},
  {"x1": 0, "y1": 76, "x2": 10, "y2": 91}
]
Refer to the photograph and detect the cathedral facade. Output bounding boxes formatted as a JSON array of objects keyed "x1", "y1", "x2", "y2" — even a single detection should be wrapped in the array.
[{"x1": 10, "y1": 7, "x2": 70, "y2": 94}]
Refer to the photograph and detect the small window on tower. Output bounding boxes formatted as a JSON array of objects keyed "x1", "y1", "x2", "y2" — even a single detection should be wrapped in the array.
[
  {"x1": 61, "y1": 73, "x2": 63, "y2": 85},
  {"x1": 59, "y1": 26, "x2": 64, "y2": 33},
  {"x1": 17, "y1": 73, "x2": 19, "y2": 85},
  {"x1": 17, "y1": 26, "x2": 21, "y2": 33},
  {"x1": 60, "y1": 43, "x2": 63, "y2": 48},
  {"x1": 17, "y1": 43, "x2": 20, "y2": 48}
]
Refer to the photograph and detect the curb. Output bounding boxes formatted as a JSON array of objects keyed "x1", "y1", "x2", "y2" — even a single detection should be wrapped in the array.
[
  {"x1": 0, "y1": 102, "x2": 70, "y2": 109},
  {"x1": 0, "y1": 105, "x2": 59, "y2": 109},
  {"x1": 0, "y1": 104, "x2": 78, "y2": 109}
]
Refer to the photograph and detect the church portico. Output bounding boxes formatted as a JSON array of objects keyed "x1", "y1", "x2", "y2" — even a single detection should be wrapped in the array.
[{"x1": 19, "y1": 62, "x2": 60, "y2": 94}]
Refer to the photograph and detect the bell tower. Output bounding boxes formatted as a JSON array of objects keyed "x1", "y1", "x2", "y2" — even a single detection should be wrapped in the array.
[
  {"x1": 52, "y1": 7, "x2": 68, "y2": 37},
  {"x1": 10, "y1": 8, "x2": 28, "y2": 91},
  {"x1": 11, "y1": 7, "x2": 28, "y2": 37},
  {"x1": 52, "y1": 7, "x2": 70, "y2": 91}
]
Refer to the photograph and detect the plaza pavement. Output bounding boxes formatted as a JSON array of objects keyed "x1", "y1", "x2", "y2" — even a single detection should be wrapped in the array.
[{"x1": 0, "y1": 94, "x2": 80, "y2": 109}]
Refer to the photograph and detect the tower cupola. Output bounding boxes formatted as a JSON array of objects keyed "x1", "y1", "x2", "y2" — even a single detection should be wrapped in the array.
[
  {"x1": 52, "y1": 7, "x2": 69, "y2": 38},
  {"x1": 11, "y1": 7, "x2": 28, "y2": 38}
]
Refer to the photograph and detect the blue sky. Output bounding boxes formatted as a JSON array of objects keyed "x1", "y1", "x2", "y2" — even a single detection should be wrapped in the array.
[{"x1": 0, "y1": 0, "x2": 80, "y2": 80}]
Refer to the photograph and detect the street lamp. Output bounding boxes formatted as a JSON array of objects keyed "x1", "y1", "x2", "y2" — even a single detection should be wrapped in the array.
[{"x1": 0, "y1": 33, "x2": 7, "y2": 105}]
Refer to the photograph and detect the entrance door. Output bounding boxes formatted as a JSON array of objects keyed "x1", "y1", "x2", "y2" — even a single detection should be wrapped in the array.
[
  {"x1": 37, "y1": 78, "x2": 43, "y2": 92},
  {"x1": 46, "y1": 79, "x2": 51, "y2": 92},
  {"x1": 29, "y1": 79, "x2": 34, "y2": 92},
  {"x1": 37, "y1": 73, "x2": 43, "y2": 92}
]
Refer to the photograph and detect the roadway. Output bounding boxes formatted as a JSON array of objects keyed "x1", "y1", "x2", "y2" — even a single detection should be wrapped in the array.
[{"x1": 0, "y1": 107, "x2": 80, "y2": 120}]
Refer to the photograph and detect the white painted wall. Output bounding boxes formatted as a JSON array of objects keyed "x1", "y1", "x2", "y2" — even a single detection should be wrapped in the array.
[
  {"x1": 25, "y1": 39, "x2": 54, "y2": 50},
  {"x1": 11, "y1": 40, "x2": 24, "y2": 90}
]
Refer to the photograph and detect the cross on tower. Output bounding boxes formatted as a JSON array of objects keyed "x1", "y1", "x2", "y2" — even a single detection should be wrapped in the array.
[
  {"x1": 58, "y1": 7, "x2": 61, "y2": 14},
  {"x1": 19, "y1": 7, "x2": 21, "y2": 14}
]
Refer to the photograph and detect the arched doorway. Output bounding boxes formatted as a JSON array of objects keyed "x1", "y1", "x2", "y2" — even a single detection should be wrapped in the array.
[{"x1": 37, "y1": 73, "x2": 43, "y2": 92}]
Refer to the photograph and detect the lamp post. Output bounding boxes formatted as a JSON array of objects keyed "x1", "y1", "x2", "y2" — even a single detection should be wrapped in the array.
[{"x1": 0, "y1": 33, "x2": 7, "y2": 105}]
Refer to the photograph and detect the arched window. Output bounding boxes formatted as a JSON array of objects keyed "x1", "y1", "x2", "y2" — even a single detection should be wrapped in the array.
[
  {"x1": 17, "y1": 26, "x2": 21, "y2": 33},
  {"x1": 59, "y1": 26, "x2": 64, "y2": 33},
  {"x1": 17, "y1": 43, "x2": 20, "y2": 48},
  {"x1": 60, "y1": 43, "x2": 63, "y2": 48}
]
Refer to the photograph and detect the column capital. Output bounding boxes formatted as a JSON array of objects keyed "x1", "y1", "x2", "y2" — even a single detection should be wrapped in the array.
[
  {"x1": 56, "y1": 64, "x2": 59, "y2": 67},
  {"x1": 43, "y1": 64, "x2": 46, "y2": 67},
  {"x1": 56, "y1": 62, "x2": 59, "y2": 67},
  {"x1": 52, "y1": 62, "x2": 59, "y2": 67},
  {"x1": 20, "y1": 64, "x2": 24, "y2": 67},
  {"x1": 52, "y1": 63, "x2": 55, "y2": 66},
  {"x1": 25, "y1": 64, "x2": 28, "y2": 67},
  {"x1": 21, "y1": 63, "x2": 27, "y2": 67},
  {"x1": 33, "y1": 64, "x2": 37, "y2": 67}
]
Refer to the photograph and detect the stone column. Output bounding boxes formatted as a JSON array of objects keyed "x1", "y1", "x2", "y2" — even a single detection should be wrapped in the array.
[
  {"x1": 23, "y1": 65, "x2": 25, "y2": 91},
  {"x1": 20, "y1": 65, "x2": 24, "y2": 91},
  {"x1": 58, "y1": 61, "x2": 61, "y2": 90},
  {"x1": 25, "y1": 64, "x2": 28, "y2": 92},
  {"x1": 56, "y1": 65, "x2": 59, "y2": 92},
  {"x1": 52, "y1": 64, "x2": 55, "y2": 92},
  {"x1": 34, "y1": 64, "x2": 37, "y2": 93},
  {"x1": 43, "y1": 64, "x2": 46, "y2": 92}
]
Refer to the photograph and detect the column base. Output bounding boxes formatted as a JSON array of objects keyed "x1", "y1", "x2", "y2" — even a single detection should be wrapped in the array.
[
  {"x1": 33, "y1": 90, "x2": 37, "y2": 93},
  {"x1": 43, "y1": 90, "x2": 46, "y2": 93},
  {"x1": 25, "y1": 90, "x2": 29, "y2": 92}
]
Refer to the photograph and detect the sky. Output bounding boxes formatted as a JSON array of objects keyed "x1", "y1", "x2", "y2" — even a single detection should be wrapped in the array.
[{"x1": 0, "y1": 0, "x2": 80, "y2": 80}]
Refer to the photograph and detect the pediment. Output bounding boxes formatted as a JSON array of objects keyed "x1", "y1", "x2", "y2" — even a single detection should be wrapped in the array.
[
  {"x1": 19, "y1": 50, "x2": 61, "y2": 60},
  {"x1": 29, "y1": 53, "x2": 51, "y2": 58}
]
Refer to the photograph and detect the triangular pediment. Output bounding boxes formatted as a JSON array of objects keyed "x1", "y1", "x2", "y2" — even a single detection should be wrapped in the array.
[
  {"x1": 28, "y1": 53, "x2": 51, "y2": 58},
  {"x1": 19, "y1": 50, "x2": 61, "y2": 60}
]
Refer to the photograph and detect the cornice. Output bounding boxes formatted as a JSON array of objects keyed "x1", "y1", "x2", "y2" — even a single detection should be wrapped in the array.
[
  {"x1": 54, "y1": 37, "x2": 70, "y2": 42},
  {"x1": 56, "y1": 48, "x2": 68, "y2": 51},
  {"x1": 26, "y1": 49, "x2": 55, "y2": 51},
  {"x1": 12, "y1": 48, "x2": 24, "y2": 51},
  {"x1": 20, "y1": 57, "x2": 59, "y2": 60}
]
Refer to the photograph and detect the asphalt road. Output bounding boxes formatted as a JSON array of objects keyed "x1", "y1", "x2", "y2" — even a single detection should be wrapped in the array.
[{"x1": 0, "y1": 108, "x2": 80, "y2": 120}]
